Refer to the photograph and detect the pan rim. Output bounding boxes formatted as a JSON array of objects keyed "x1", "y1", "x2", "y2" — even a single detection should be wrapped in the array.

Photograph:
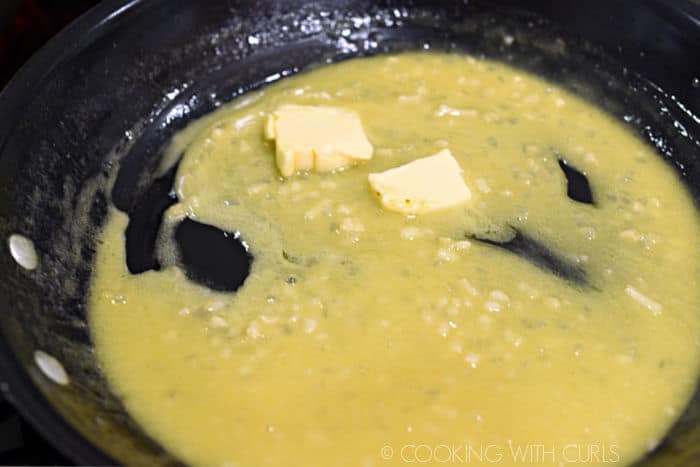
[{"x1": 0, "y1": 2, "x2": 148, "y2": 464}]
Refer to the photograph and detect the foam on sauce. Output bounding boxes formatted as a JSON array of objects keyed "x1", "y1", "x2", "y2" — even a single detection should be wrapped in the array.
[{"x1": 90, "y1": 53, "x2": 700, "y2": 466}]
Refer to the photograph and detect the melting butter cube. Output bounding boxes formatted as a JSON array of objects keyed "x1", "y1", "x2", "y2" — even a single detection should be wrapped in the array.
[
  {"x1": 264, "y1": 105, "x2": 373, "y2": 176},
  {"x1": 368, "y1": 149, "x2": 471, "y2": 214}
]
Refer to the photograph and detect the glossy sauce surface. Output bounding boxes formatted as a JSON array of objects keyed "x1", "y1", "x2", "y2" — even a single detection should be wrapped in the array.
[{"x1": 90, "y1": 53, "x2": 700, "y2": 466}]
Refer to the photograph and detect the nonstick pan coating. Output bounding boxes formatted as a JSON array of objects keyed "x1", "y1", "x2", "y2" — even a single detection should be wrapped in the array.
[{"x1": 0, "y1": 0, "x2": 698, "y2": 465}]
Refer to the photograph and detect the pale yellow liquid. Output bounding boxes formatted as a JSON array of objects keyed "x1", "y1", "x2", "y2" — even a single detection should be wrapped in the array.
[{"x1": 90, "y1": 53, "x2": 700, "y2": 466}]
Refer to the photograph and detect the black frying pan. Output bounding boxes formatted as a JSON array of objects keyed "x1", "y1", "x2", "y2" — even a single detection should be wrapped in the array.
[{"x1": 0, "y1": 0, "x2": 699, "y2": 465}]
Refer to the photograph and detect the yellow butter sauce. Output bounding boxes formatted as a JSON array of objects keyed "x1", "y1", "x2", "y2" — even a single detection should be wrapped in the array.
[{"x1": 90, "y1": 53, "x2": 700, "y2": 466}]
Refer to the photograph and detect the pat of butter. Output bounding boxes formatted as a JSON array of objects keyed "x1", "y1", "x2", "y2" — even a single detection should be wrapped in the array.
[
  {"x1": 368, "y1": 149, "x2": 471, "y2": 214},
  {"x1": 264, "y1": 105, "x2": 373, "y2": 176}
]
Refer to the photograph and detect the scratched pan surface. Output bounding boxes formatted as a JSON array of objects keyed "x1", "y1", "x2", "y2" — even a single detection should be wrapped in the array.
[{"x1": 0, "y1": 0, "x2": 699, "y2": 465}]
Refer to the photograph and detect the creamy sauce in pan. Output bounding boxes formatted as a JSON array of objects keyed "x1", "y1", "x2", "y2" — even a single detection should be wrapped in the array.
[{"x1": 90, "y1": 53, "x2": 700, "y2": 466}]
